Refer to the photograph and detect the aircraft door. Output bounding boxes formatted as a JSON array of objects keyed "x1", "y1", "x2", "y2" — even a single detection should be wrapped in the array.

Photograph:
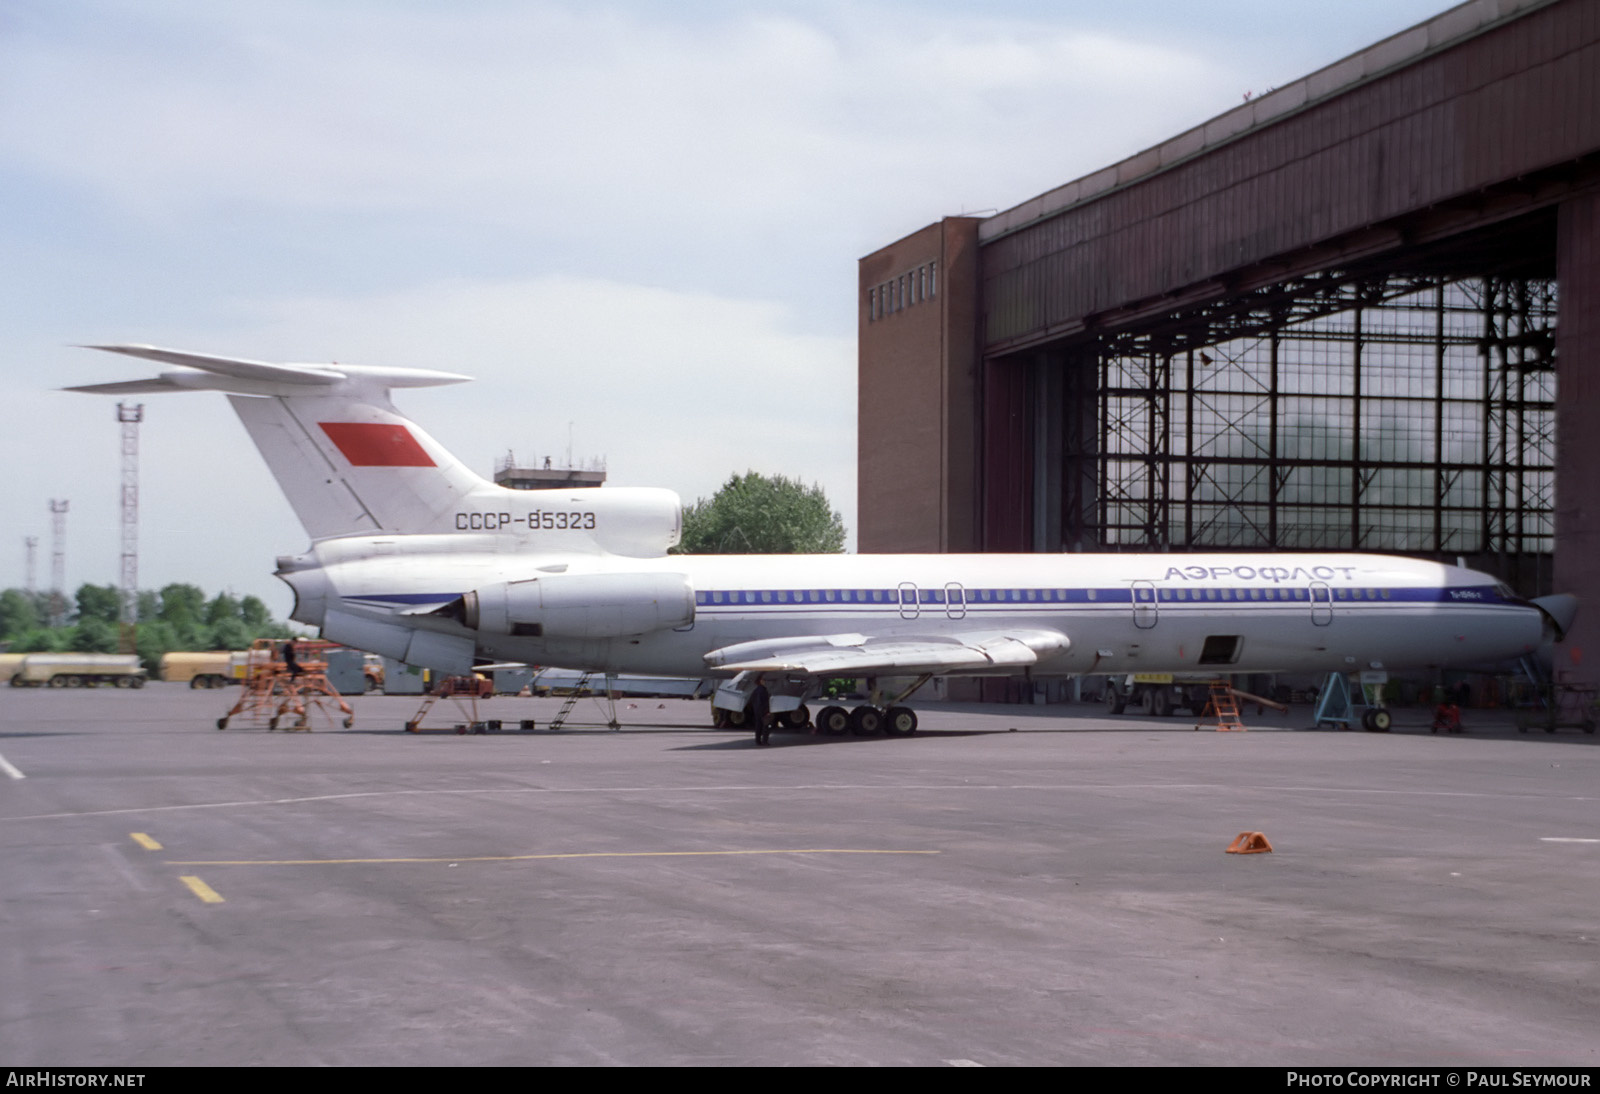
[
  {"x1": 1309, "y1": 582, "x2": 1333, "y2": 626},
  {"x1": 944, "y1": 582, "x2": 966, "y2": 620},
  {"x1": 1132, "y1": 580, "x2": 1159, "y2": 630},
  {"x1": 898, "y1": 582, "x2": 920, "y2": 620}
]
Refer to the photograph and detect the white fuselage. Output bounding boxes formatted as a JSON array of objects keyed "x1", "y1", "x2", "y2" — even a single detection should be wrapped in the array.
[
  {"x1": 70, "y1": 346, "x2": 1563, "y2": 692},
  {"x1": 280, "y1": 539, "x2": 1545, "y2": 678}
]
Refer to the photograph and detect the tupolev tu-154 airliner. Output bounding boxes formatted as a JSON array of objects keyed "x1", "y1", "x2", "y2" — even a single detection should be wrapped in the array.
[{"x1": 70, "y1": 344, "x2": 1575, "y2": 741}]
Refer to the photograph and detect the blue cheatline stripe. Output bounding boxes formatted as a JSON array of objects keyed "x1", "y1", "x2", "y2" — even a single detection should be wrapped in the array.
[
  {"x1": 345, "y1": 585, "x2": 1521, "y2": 612},
  {"x1": 345, "y1": 592, "x2": 461, "y2": 605},
  {"x1": 687, "y1": 586, "x2": 1515, "y2": 608}
]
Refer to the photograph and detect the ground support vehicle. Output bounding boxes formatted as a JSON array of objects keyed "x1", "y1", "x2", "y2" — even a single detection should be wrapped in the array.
[
  {"x1": 216, "y1": 638, "x2": 353, "y2": 731},
  {"x1": 160, "y1": 651, "x2": 235, "y2": 688},
  {"x1": 1517, "y1": 677, "x2": 1598, "y2": 735},
  {"x1": 1103, "y1": 674, "x2": 1214, "y2": 718},
  {"x1": 10, "y1": 653, "x2": 147, "y2": 689}
]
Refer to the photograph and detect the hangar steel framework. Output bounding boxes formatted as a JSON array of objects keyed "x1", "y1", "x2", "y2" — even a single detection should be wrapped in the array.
[{"x1": 1045, "y1": 270, "x2": 1556, "y2": 593}]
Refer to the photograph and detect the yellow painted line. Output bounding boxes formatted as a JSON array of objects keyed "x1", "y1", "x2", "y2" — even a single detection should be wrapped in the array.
[
  {"x1": 130, "y1": 832, "x2": 162, "y2": 850},
  {"x1": 179, "y1": 875, "x2": 225, "y2": 903},
  {"x1": 167, "y1": 848, "x2": 940, "y2": 866}
]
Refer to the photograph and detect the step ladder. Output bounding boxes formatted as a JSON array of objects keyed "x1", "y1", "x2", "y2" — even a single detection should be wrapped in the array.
[
  {"x1": 1196, "y1": 680, "x2": 1246, "y2": 731},
  {"x1": 546, "y1": 672, "x2": 621, "y2": 731}
]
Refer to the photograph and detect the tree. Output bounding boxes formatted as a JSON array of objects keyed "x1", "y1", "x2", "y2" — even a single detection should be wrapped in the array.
[
  {"x1": 205, "y1": 591, "x2": 241, "y2": 627},
  {"x1": 75, "y1": 584, "x2": 123, "y2": 625},
  {"x1": 157, "y1": 584, "x2": 206, "y2": 626},
  {"x1": 240, "y1": 596, "x2": 273, "y2": 632},
  {"x1": 676, "y1": 472, "x2": 847, "y2": 555},
  {"x1": 0, "y1": 589, "x2": 41, "y2": 640}
]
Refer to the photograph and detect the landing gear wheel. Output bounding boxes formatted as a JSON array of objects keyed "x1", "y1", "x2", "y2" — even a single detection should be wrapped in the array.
[
  {"x1": 816, "y1": 705, "x2": 850, "y2": 735},
  {"x1": 1362, "y1": 709, "x2": 1392, "y2": 733},
  {"x1": 711, "y1": 706, "x2": 729, "y2": 729},
  {"x1": 850, "y1": 706, "x2": 884, "y2": 736},
  {"x1": 782, "y1": 705, "x2": 810, "y2": 730},
  {"x1": 723, "y1": 707, "x2": 750, "y2": 730},
  {"x1": 884, "y1": 706, "x2": 918, "y2": 735}
]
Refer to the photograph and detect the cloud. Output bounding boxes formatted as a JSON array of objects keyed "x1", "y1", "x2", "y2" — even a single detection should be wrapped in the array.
[
  {"x1": 231, "y1": 274, "x2": 857, "y2": 512},
  {"x1": 0, "y1": 2, "x2": 1233, "y2": 246}
]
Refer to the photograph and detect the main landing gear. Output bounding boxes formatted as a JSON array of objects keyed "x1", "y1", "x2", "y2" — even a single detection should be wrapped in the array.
[
  {"x1": 810, "y1": 704, "x2": 919, "y2": 736},
  {"x1": 714, "y1": 674, "x2": 931, "y2": 747},
  {"x1": 717, "y1": 698, "x2": 920, "y2": 742}
]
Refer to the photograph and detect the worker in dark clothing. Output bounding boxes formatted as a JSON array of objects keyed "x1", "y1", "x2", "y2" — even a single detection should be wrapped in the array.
[
  {"x1": 751, "y1": 684, "x2": 772, "y2": 746},
  {"x1": 282, "y1": 640, "x2": 303, "y2": 679}
]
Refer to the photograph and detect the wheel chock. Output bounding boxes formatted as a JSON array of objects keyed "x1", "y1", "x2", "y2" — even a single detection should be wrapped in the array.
[{"x1": 1226, "y1": 831, "x2": 1274, "y2": 854}]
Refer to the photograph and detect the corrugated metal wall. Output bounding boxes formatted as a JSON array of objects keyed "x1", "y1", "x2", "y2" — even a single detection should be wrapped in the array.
[{"x1": 981, "y1": 0, "x2": 1600, "y2": 351}]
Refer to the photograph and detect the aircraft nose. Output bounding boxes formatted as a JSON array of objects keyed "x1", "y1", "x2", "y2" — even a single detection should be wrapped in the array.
[{"x1": 1532, "y1": 593, "x2": 1578, "y2": 641}]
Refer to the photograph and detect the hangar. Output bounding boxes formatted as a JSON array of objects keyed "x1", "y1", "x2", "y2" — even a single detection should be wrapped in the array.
[{"x1": 858, "y1": 0, "x2": 1600, "y2": 666}]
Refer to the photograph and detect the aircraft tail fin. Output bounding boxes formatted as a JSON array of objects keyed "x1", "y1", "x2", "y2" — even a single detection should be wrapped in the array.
[{"x1": 72, "y1": 344, "x2": 489, "y2": 540}]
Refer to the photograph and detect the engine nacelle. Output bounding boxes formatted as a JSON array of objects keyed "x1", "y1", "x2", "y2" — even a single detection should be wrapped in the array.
[{"x1": 461, "y1": 572, "x2": 695, "y2": 639}]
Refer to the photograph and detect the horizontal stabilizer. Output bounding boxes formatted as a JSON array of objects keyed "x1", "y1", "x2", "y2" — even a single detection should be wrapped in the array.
[
  {"x1": 63, "y1": 378, "x2": 187, "y2": 395},
  {"x1": 79, "y1": 344, "x2": 345, "y2": 386},
  {"x1": 70, "y1": 344, "x2": 472, "y2": 397}
]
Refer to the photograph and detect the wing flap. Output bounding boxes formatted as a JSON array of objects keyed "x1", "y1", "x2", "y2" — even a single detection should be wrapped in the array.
[{"x1": 706, "y1": 628, "x2": 1069, "y2": 675}]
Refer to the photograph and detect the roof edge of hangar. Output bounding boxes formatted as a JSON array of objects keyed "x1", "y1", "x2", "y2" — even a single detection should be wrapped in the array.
[{"x1": 977, "y1": 0, "x2": 1563, "y2": 245}]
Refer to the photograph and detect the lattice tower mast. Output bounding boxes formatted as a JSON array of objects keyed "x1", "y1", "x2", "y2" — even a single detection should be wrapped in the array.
[
  {"x1": 117, "y1": 403, "x2": 144, "y2": 625},
  {"x1": 48, "y1": 499, "x2": 68, "y2": 627}
]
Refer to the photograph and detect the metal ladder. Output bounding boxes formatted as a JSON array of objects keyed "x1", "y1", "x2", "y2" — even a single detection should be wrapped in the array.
[
  {"x1": 547, "y1": 673, "x2": 621, "y2": 731},
  {"x1": 1197, "y1": 681, "x2": 1246, "y2": 731}
]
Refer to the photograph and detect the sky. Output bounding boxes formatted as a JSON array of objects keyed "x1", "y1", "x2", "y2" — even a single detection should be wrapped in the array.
[{"x1": 0, "y1": 0, "x2": 1460, "y2": 617}]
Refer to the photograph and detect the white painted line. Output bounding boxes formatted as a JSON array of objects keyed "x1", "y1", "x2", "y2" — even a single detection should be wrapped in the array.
[
  {"x1": 4, "y1": 780, "x2": 1598, "y2": 823},
  {"x1": 1540, "y1": 837, "x2": 1600, "y2": 843},
  {"x1": 946, "y1": 1059, "x2": 985, "y2": 1067},
  {"x1": 0, "y1": 753, "x2": 24, "y2": 780}
]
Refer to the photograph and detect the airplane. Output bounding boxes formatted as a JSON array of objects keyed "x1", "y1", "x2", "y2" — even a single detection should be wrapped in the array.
[{"x1": 69, "y1": 344, "x2": 1576, "y2": 742}]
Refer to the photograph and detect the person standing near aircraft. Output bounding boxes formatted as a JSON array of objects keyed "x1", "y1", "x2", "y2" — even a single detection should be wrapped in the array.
[{"x1": 751, "y1": 683, "x2": 772, "y2": 746}]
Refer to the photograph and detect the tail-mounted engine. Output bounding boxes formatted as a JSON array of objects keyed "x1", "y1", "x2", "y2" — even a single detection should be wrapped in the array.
[{"x1": 450, "y1": 572, "x2": 695, "y2": 639}]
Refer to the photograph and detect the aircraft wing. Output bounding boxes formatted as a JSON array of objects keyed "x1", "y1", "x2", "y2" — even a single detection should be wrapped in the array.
[{"x1": 704, "y1": 628, "x2": 1069, "y2": 676}]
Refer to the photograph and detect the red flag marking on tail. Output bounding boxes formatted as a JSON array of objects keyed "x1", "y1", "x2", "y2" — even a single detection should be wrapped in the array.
[{"x1": 319, "y1": 422, "x2": 436, "y2": 467}]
